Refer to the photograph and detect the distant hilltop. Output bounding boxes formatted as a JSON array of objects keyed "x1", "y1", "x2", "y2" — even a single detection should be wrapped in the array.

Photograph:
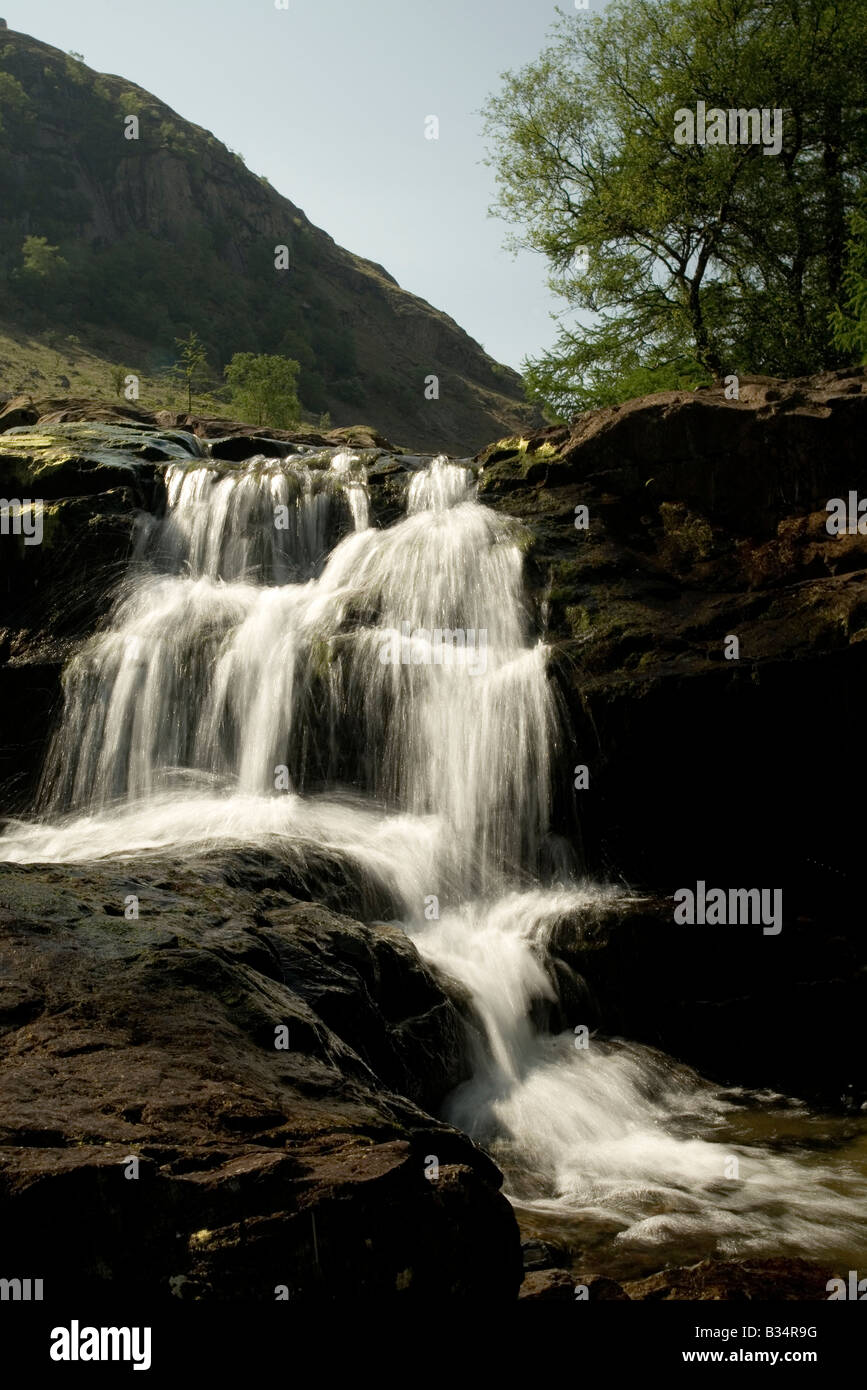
[{"x1": 0, "y1": 27, "x2": 537, "y2": 452}]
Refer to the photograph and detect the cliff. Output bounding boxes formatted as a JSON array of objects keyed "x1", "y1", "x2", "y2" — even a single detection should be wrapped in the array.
[{"x1": 0, "y1": 27, "x2": 535, "y2": 452}]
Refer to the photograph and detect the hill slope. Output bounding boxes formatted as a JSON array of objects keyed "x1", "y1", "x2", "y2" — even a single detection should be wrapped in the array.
[{"x1": 0, "y1": 27, "x2": 535, "y2": 451}]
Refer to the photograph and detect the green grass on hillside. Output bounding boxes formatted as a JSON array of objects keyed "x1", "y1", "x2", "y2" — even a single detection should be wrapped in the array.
[{"x1": 0, "y1": 321, "x2": 317, "y2": 422}]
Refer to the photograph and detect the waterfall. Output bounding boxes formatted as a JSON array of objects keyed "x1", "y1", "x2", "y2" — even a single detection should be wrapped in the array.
[{"x1": 2, "y1": 444, "x2": 865, "y2": 1278}]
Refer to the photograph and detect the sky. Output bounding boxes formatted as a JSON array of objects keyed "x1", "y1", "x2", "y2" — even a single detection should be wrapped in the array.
[{"x1": 7, "y1": 0, "x2": 604, "y2": 372}]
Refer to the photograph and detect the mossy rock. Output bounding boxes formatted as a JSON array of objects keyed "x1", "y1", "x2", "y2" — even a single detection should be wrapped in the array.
[{"x1": 0, "y1": 423, "x2": 198, "y2": 498}]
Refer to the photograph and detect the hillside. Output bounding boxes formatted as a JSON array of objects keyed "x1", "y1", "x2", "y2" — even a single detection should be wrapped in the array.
[{"x1": 0, "y1": 26, "x2": 535, "y2": 452}]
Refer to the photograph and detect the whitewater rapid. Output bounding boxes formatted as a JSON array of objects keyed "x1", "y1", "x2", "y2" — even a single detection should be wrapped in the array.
[{"x1": 2, "y1": 443, "x2": 865, "y2": 1277}]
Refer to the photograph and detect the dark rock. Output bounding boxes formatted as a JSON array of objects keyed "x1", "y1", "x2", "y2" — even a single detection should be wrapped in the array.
[
  {"x1": 477, "y1": 368, "x2": 867, "y2": 1100},
  {"x1": 0, "y1": 421, "x2": 195, "y2": 499},
  {"x1": 208, "y1": 434, "x2": 295, "y2": 461},
  {"x1": 544, "y1": 895, "x2": 867, "y2": 1102},
  {"x1": 325, "y1": 425, "x2": 395, "y2": 452},
  {"x1": 519, "y1": 1268, "x2": 576, "y2": 1300},
  {"x1": 20, "y1": 398, "x2": 157, "y2": 429},
  {"x1": 585, "y1": 1275, "x2": 631, "y2": 1300},
  {"x1": 521, "y1": 1237, "x2": 565, "y2": 1272},
  {"x1": 0, "y1": 858, "x2": 522, "y2": 1300},
  {"x1": 624, "y1": 1257, "x2": 835, "y2": 1301}
]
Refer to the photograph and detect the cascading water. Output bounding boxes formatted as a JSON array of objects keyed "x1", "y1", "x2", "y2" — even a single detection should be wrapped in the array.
[{"x1": 2, "y1": 443, "x2": 865, "y2": 1280}]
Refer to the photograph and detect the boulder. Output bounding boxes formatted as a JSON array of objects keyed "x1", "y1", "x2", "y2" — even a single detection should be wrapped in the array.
[
  {"x1": 479, "y1": 367, "x2": 867, "y2": 943},
  {"x1": 543, "y1": 895, "x2": 867, "y2": 1103},
  {"x1": 0, "y1": 858, "x2": 522, "y2": 1301}
]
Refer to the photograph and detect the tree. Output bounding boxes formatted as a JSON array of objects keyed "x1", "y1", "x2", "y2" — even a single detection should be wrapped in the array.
[
  {"x1": 224, "y1": 353, "x2": 302, "y2": 428},
  {"x1": 20, "y1": 235, "x2": 68, "y2": 280},
  {"x1": 110, "y1": 364, "x2": 129, "y2": 396},
  {"x1": 830, "y1": 189, "x2": 867, "y2": 362},
  {"x1": 172, "y1": 331, "x2": 210, "y2": 412},
  {"x1": 483, "y1": 0, "x2": 867, "y2": 416}
]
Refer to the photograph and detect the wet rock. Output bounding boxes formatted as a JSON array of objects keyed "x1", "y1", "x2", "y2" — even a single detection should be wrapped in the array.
[
  {"x1": 624, "y1": 1257, "x2": 835, "y2": 1301},
  {"x1": 521, "y1": 1237, "x2": 566, "y2": 1272},
  {"x1": 325, "y1": 424, "x2": 396, "y2": 451},
  {"x1": 519, "y1": 1268, "x2": 576, "y2": 1300},
  {"x1": 0, "y1": 421, "x2": 196, "y2": 498},
  {"x1": 0, "y1": 858, "x2": 521, "y2": 1300},
  {"x1": 208, "y1": 434, "x2": 296, "y2": 461},
  {"x1": 544, "y1": 893, "x2": 867, "y2": 1102},
  {"x1": 479, "y1": 369, "x2": 867, "y2": 1041}
]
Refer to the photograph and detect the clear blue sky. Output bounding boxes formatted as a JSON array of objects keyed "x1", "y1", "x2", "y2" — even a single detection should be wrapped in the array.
[{"x1": 7, "y1": 0, "x2": 603, "y2": 372}]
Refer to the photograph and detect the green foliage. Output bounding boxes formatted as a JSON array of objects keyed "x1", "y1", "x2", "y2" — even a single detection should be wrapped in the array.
[
  {"x1": 118, "y1": 89, "x2": 146, "y2": 117},
  {"x1": 830, "y1": 190, "x2": 867, "y2": 361},
  {"x1": 483, "y1": 0, "x2": 867, "y2": 414},
  {"x1": 172, "y1": 331, "x2": 210, "y2": 412},
  {"x1": 20, "y1": 234, "x2": 68, "y2": 279},
  {"x1": 224, "y1": 353, "x2": 301, "y2": 427},
  {"x1": 110, "y1": 364, "x2": 128, "y2": 396}
]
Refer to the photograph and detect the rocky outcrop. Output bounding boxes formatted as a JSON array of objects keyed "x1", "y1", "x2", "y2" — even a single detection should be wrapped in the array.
[
  {"x1": 0, "y1": 394, "x2": 400, "y2": 453},
  {"x1": 479, "y1": 367, "x2": 867, "y2": 908},
  {"x1": 0, "y1": 858, "x2": 520, "y2": 1300},
  {"x1": 0, "y1": 418, "x2": 202, "y2": 806},
  {"x1": 474, "y1": 367, "x2": 867, "y2": 1102},
  {"x1": 540, "y1": 895, "x2": 865, "y2": 1105},
  {"x1": 2, "y1": 372, "x2": 865, "y2": 1298}
]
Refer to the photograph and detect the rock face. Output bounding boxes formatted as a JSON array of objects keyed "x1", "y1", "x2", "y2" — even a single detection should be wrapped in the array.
[
  {"x1": 541, "y1": 894, "x2": 865, "y2": 1105},
  {"x1": 0, "y1": 28, "x2": 536, "y2": 453},
  {"x1": 476, "y1": 367, "x2": 867, "y2": 1097},
  {"x1": 478, "y1": 367, "x2": 867, "y2": 907},
  {"x1": 0, "y1": 859, "x2": 521, "y2": 1300},
  {"x1": 0, "y1": 418, "x2": 202, "y2": 807}
]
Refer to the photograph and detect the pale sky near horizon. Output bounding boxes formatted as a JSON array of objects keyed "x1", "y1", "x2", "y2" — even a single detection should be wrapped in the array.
[{"x1": 8, "y1": 0, "x2": 607, "y2": 373}]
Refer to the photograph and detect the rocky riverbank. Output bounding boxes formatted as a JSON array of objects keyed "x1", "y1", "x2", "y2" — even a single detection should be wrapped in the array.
[{"x1": 1, "y1": 373, "x2": 864, "y2": 1299}]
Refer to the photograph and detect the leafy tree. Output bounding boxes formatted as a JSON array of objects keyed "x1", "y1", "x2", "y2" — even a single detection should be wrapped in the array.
[
  {"x1": 20, "y1": 234, "x2": 68, "y2": 279},
  {"x1": 224, "y1": 352, "x2": 301, "y2": 427},
  {"x1": 172, "y1": 331, "x2": 210, "y2": 412},
  {"x1": 110, "y1": 364, "x2": 129, "y2": 396},
  {"x1": 483, "y1": 0, "x2": 867, "y2": 416},
  {"x1": 830, "y1": 189, "x2": 867, "y2": 361}
]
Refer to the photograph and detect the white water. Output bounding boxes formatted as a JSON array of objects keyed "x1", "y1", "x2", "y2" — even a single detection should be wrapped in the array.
[{"x1": 3, "y1": 444, "x2": 865, "y2": 1278}]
